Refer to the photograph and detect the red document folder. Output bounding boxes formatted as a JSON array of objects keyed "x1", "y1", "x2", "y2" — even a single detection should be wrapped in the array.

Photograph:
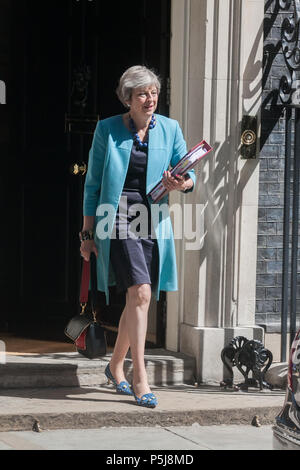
[{"x1": 148, "y1": 140, "x2": 212, "y2": 203}]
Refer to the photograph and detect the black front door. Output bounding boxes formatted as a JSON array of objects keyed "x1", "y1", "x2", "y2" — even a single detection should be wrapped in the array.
[{"x1": 4, "y1": 0, "x2": 170, "y2": 344}]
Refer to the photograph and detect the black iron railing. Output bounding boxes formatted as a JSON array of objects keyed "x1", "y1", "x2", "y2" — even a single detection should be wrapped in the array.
[{"x1": 278, "y1": 0, "x2": 300, "y2": 360}]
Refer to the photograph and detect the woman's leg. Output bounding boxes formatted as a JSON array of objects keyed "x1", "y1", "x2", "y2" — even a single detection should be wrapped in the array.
[
  {"x1": 125, "y1": 283, "x2": 152, "y2": 398},
  {"x1": 109, "y1": 284, "x2": 152, "y2": 397},
  {"x1": 109, "y1": 293, "x2": 130, "y2": 383}
]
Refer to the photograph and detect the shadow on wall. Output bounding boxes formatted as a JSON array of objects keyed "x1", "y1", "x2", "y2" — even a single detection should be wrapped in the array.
[
  {"x1": 260, "y1": 0, "x2": 285, "y2": 150},
  {"x1": 194, "y1": 0, "x2": 293, "y2": 380},
  {"x1": 194, "y1": 0, "x2": 262, "y2": 329},
  {"x1": 196, "y1": 0, "x2": 297, "y2": 335}
]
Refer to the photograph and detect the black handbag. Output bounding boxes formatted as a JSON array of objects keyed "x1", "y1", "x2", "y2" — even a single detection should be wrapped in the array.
[{"x1": 64, "y1": 252, "x2": 107, "y2": 359}]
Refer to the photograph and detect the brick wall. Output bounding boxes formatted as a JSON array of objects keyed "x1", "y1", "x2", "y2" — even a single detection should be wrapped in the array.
[{"x1": 257, "y1": 0, "x2": 299, "y2": 330}]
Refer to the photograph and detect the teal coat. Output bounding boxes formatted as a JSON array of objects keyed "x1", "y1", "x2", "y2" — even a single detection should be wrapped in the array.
[{"x1": 83, "y1": 113, "x2": 196, "y2": 304}]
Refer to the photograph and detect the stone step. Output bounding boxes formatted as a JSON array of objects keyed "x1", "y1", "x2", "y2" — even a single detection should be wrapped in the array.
[
  {"x1": 0, "y1": 349, "x2": 196, "y2": 389},
  {"x1": 0, "y1": 384, "x2": 285, "y2": 432}
]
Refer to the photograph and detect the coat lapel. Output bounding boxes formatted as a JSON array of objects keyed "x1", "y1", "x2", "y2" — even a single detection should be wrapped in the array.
[
  {"x1": 110, "y1": 116, "x2": 132, "y2": 200},
  {"x1": 147, "y1": 115, "x2": 168, "y2": 195},
  {"x1": 110, "y1": 114, "x2": 168, "y2": 196}
]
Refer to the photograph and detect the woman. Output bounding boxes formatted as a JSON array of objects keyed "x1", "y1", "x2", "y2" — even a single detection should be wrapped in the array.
[{"x1": 80, "y1": 65, "x2": 196, "y2": 408}]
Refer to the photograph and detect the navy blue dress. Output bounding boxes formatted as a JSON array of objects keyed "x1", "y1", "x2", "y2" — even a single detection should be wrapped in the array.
[{"x1": 109, "y1": 143, "x2": 159, "y2": 294}]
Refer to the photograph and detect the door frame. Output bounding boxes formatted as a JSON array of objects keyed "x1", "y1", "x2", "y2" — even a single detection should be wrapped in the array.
[{"x1": 167, "y1": 0, "x2": 191, "y2": 352}]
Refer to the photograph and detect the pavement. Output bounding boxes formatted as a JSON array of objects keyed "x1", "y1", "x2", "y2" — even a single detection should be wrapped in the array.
[
  {"x1": 0, "y1": 383, "x2": 285, "y2": 433},
  {"x1": 0, "y1": 351, "x2": 286, "y2": 436},
  {"x1": 0, "y1": 424, "x2": 275, "y2": 450}
]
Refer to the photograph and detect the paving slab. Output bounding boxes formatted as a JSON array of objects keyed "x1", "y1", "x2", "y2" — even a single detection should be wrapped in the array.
[
  {"x1": 0, "y1": 425, "x2": 274, "y2": 450},
  {"x1": 170, "y1": 424, "x2": 274, "y2": 450},
  {"x1": 0, "y1": 384, "x2": 285, "y2": 432}
]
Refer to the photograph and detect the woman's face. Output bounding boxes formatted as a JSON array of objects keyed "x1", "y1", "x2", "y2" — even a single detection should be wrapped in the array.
[{"x1": 128, "y1": 85, "x2": 158, "y2": 118}]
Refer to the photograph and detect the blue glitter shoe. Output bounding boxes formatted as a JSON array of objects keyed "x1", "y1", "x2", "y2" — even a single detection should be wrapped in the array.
[
  {"x1": 104, "y1": 363, "x2": 133, "y2": 396},
  {"x1": 132, "y1": 386, "x2": 158, "y2": 408}
]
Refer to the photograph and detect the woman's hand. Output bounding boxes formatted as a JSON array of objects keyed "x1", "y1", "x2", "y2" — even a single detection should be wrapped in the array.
[
  {"x1": 162, "y1": 171, "x2": 192, "y2": 192},
  {"x1": 80, "y1": 239, "x2": 98, "y2": 261}
]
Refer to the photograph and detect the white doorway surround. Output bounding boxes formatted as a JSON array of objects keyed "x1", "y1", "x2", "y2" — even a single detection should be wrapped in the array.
[{"x1": 167, "y1": 0, "x2": 264, "y2": 383}]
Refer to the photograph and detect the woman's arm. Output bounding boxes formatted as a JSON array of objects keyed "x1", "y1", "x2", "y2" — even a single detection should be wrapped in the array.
[
  {"x1": 162, "y1": 121, "x2": 196, "y2": 194},
  {"x1": 80, "y1": 121, "x2": 106, "y2": 260},
  {"x1": 82, "y1": 215, "x2": 95, "y2": 232},
  {"x1": 80, "y1": 217, "x2": 98, "y2": 261},
  {"x1": 83, "y1": 121, "x2": 106, "y2": 216}
]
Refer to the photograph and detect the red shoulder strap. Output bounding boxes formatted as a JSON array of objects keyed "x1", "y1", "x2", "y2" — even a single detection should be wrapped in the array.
[{"x1": 79, "y1": 259, "x2": 90, "y2": 303}]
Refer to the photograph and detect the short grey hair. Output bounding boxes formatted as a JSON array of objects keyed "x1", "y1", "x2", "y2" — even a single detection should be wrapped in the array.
[{"x1": 116, "y1": 65, "x2": 161, "y2": 107}]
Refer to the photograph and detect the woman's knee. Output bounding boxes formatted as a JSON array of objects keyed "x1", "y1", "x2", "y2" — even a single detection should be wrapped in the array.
[{"x1": 127, "y1": 284, "x2": 151, "y2": 307}]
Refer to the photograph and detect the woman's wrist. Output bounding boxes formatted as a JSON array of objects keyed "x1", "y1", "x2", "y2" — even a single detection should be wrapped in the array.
[
  {"x1": 182, "y1": 177, "x2": 193, "y2": 192},
  {"x1": 79, "y1": 230, "x2": 94, "y2": 242},
  {"x1": 82, "y1": 216, "x2": 95, "y2": 232}
]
